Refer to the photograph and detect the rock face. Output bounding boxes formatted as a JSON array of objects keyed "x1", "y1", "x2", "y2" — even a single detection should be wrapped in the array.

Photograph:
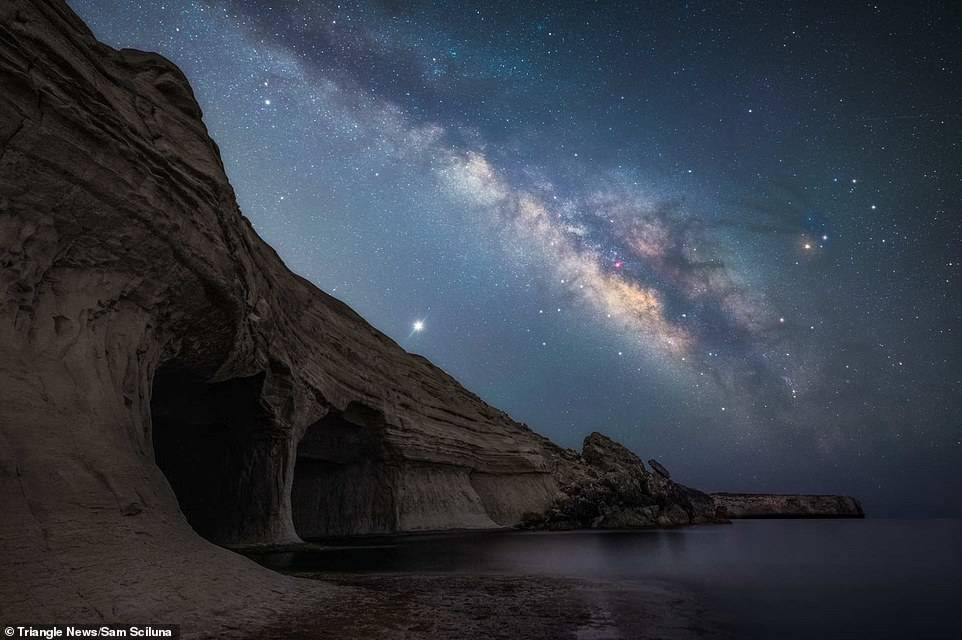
[
  {"x1": 0, "y1": 0, "x2": 724, "y2": 628},
  {"x1": 647, "y1": 458, "x2": 671, "y2": 479},
  {"x1": 711, "y1": 493, "x2": 865, "y2": 519},
  {"x1": 528, "y1": 434, "x2": 721, "y2": 530}
]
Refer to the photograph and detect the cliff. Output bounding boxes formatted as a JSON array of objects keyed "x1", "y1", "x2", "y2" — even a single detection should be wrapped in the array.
[
  {"x1": 712, "y1": 493, "x2": 865, "y2": 519},
  {"x1": 0, "y1": 0, "x2": 720, "y2": 631},
  {"x1": 528, "y1": 434, "x2": 720, "y2": 530}
]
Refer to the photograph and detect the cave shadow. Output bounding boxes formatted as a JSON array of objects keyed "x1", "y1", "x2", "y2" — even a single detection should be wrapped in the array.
[
  {"x1": 150, "y1": 363, "x2": 289, "y2": 545},
  {"x1": 290, "y1": 402, "x2": 396, "y2": 538}
]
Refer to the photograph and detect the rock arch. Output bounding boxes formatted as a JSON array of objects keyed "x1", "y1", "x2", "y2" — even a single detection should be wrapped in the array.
[
  {"x1": 291, "y1": 402, "x2": 396, "y2": 538},
  {"x1": 150, "y1": 364, "x2": 295, "y2": 545}
]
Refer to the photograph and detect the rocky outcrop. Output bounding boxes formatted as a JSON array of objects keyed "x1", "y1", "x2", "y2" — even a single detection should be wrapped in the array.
[
  {"x1": 526, "y1": 434, "x2": 723, "y2": 530},
  {"x1": 711, "y1": 493, "x2": 865, "y2": 519},
  {"x1": 0, "y1": 0, "x2": 724, "y2": 630},
  {"x1": 648, "y1": 458, "x2": 671, "y2": 479}
]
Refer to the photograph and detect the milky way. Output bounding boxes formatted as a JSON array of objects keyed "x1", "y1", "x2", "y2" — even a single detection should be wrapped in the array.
[{"x1": 70, "y1": 0, "x2": 962, "y2": 515}]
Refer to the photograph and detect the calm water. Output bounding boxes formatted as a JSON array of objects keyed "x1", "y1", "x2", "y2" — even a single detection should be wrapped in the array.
[{"x1": 250, "y1": 519, "x2": 962, "y2": 639}]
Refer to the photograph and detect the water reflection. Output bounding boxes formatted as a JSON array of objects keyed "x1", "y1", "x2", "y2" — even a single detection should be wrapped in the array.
[{"x1": 247, "y1": 519, "x2": 962, "y2": 639}]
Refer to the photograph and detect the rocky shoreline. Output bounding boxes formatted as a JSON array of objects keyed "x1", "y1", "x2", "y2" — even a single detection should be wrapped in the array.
[
  {"x1": 523, "y1": 434, "x2": 722, "y2": 530},
  {"x1": 711, "y1": 493, "x2": 865, "y2": 519},
  {"x1": 0, "y1": 1, "x2": 859, "y2": 636}
]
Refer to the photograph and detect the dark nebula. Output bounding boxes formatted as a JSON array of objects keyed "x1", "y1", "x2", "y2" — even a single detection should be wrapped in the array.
[{"x1": 70, "y1": 0, "x2": 962, "y2": 515}]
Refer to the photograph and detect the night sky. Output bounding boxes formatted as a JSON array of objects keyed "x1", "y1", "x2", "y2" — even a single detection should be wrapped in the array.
[{"x1": 70, "y1": 1, "x2": 961, "y2": 516}]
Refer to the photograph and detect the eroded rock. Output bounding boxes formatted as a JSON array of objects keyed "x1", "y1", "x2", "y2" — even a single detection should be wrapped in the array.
[
  {"x1": 648, "y1": 458, "x2": 671, "y2": 479},
  {"x1": 0, "y1": 0, "x2": 723, "y2": 629},
  {"x1": 711, "y1": 493, "x2": 865, "y2": 519},
  {"x1": 528, "y1": 433, "x2": 725, "y2": 530}
]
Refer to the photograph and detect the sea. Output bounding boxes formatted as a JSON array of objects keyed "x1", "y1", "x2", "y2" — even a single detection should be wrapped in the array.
[{"x1": 249, "y1": 518, "x2": 962, "y2": 639}]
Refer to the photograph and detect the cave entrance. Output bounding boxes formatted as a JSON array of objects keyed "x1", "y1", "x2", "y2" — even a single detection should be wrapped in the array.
[
  {"x1": 150, "y1": 363, "x2": 290, "y2": 545},
  {"x1": 291, "y1": 403, "x2": 395, "y2": 538}
]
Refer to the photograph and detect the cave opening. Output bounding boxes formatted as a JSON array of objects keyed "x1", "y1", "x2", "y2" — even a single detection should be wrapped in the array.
[
  {"x1": 150, "y1": 363, "x2": 290, "y2": 545},
  {"x1": 291, "y1": 403, "x2": 396, "y2": 538}
]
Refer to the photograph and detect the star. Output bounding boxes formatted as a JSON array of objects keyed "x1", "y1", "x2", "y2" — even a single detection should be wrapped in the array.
[{"x1": 71, "y1": 0, "x2": 961, "y2": 523}]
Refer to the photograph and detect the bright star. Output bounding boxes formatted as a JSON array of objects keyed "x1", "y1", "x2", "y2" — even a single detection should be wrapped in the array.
[{"x1": 412, "y1": 320, "x2": 425, "y2": 332}]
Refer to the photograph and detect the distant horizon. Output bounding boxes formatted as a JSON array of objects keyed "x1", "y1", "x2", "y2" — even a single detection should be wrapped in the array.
[{"x1": 70, "y1": 0, "x2": 962, "y2": 518}]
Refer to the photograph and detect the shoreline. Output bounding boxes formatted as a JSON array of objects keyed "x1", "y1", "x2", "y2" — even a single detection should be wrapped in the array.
[
  {"x1": 252, "y1": 572, "x2": 732, "y2": 640},
  {"x1": 239, "y1": 527, "x2": 736, "y2": 639},
  {"x1": 237, "y1": 519, "x2": 960, "y2": 640}
]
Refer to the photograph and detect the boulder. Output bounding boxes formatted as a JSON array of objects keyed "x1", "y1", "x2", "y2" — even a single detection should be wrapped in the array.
[
  {"x1": 648, "y1": 458, "x2": 671, "y2": 479},
  {"x1": 0, "y1": 0, "x2": 728, "y2": 629},
  {"x1": 529, "y1": 433, "x2": 725, "y2": 530}
]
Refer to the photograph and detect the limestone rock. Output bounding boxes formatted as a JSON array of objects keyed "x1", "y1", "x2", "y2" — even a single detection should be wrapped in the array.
[
  {"x1": 657, "y1": 504, "x2": 691, "y2": 527},
  {"x1": 597, "y1": 506, "x2": 659, "y2": 529},
  {"x1": 0, "y1": 0, "x2": 564, "y2": 626},
  {"x1": 529, "y1": 433, "x2": 725, "y2": 530},
  {"x1": 648, "y1": 458, "x2": 671, "y2": 479},
  {"x1": 711, "y1": 493, "x2": 865, "y2": 519},
  {"x1": 0, "y1": 0, "x2": 723, "y2": 630},
  {"x1": 583, "y1": 431, "x2": 646, "y2": 473}
]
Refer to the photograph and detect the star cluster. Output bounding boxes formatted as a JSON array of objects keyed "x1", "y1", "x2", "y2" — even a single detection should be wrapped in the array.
[{"x1": 70, "y1": 0, "x2": 962, "y2": 516}]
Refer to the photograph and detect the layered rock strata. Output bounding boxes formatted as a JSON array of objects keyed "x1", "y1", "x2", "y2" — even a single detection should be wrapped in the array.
[{"x1": 0, "y1": 0, "x2": 724, "y2": 628}]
